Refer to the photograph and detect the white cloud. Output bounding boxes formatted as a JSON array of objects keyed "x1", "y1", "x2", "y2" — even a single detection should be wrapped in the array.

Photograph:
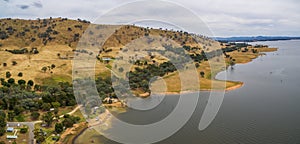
[{"x1": 0, "y1": 0, "x2": 299, "y2": 36}]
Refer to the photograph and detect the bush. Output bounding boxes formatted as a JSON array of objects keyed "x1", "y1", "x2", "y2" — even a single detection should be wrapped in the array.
[
  {"x1": 7, "y1": 78, "x2": 15, "y2": 84},
  {"x1": 200, "y1": 71, "x2": 205, "y2": 78},
  {"x1": 7, "y1": 48, "x2": 28, "y2": 54},
  {"x1": 20, "y1": 127, "x2": 28, "y2": 133},
  {"x1": 12, "y1": 61, "x2": 17, "y2": 66},
  {"x1": 6, "y1": 71, "x2": 11, "y2": 78},
  {"x1": 18, "y1": 72, "x2": 23, "y2": 77},
  {"x1": 18, "y1": 79, "x2": 26, "y2": 85},
  {"x1": 31, "y1": 112, "x2": 40, "y2": 120},
  {"x1": 51, "y1": 64, "x2": 56, "y2": 69},
  {"x1": 27, "y1": 80, "x2": 34, "y2": 86},
  {"x1": 55, "y1": 123, "x2": 63, "y2": 133},
  {"x1": 0, "y1": 31, "x2": 8, "y2": 40},
  {"x1": 0, "y1": 128, "x2": 5, "y2": 136}
]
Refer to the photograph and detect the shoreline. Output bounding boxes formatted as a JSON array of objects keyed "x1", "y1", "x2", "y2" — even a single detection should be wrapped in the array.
[
  {"x1": 151, "y1": 81, "x2": 244, "y2": 96},
  {"x1": 143, "y1": 47, "x2": 278, "y2": 97}
]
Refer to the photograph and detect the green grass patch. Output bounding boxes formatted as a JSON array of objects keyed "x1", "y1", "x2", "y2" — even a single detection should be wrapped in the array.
[
  {"x1": 96, "y1": 70, "x2": 111, "y2": 79},
  {"x1": 106, "y1": 64, "x2": 112, "y2": 69},
  {"x1": 38, "y1": 75, "x2": 72, "y2": 86},
  {"x1": 15, "y1": 115, "x2": 25, "y2": 122}
]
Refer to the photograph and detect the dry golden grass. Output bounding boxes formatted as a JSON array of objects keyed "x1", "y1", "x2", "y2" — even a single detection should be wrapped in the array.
[
  {"x1": 226, "y1": 47, "x2": 277, "y2": 64},
  {"x1": 0, "y1": 18, "x2": 277, "y2": 91}
]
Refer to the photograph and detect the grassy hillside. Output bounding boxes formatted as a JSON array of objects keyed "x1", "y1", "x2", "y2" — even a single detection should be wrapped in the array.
[
  {"x1": 0, "y1": 17, "x2": 274, "y2": 93},
  {"x1": 0, "y1": 18, "x2": 210, "y2": 86}
]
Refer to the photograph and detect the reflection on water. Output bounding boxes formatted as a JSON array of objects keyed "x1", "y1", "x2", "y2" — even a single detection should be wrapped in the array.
[{"x1": 76, "y1": 40, "x2": 300, "y2": 144}]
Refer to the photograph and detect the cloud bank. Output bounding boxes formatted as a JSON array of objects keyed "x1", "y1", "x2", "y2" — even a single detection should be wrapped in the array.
[{"x1": 0, "y1": 0, "x2": 299, "y2": 36}]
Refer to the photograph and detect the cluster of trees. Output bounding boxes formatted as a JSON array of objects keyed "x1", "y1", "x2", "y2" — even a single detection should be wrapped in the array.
[
  {"x1": 55, "y1": 114, "x2": 81, "y2": 133},
  {"x1": 41, "y1": 64, "x2": 56, "y2": 73},
  {"x1": 77, "y1": 18, "x2": 90, "y2": 24},
  {"x1": 34, "y1": 112, "x2": 80, "y2": 143},
  {"x1": 5, "y1": 47, "x2": 39, "y2": 54},
  {"x1": 12, "y1": 61, "x2": 17, "y2": 66},
  {"x1": 38, "y1": 26, "x2": 58, "y2": 45},
  {"x1": 0, "y1": 30, "x2": 9, "y2": 40},
  {"x1": 128, "y1": 61, "x2": 177, "y2": 93},
  {"x1": 221, "y1": 43, "x2": 251, "y2": 53},
  {"x1": 0, "y1": 75, "x2": 34, "y2": 89},
  {"x1": 0, "y1": 77, "x2": 77, "y2": 122},
  {"x1": 0, "y1": 111, "x2": 6, "y2": 136}
]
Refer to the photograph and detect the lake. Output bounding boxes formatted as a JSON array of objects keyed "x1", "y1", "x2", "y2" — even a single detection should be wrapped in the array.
[{"x1": 75, "y1": 40, "x2": 300, "y2": 144}]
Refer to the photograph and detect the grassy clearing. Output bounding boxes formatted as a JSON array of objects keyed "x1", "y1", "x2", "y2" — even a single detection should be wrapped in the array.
[
  {"x1": 0, "y1": 127, "x2": 29, "y2": 144},
  {"x1": 73, "y1": 128, "x2": 106, "y2": 144}
]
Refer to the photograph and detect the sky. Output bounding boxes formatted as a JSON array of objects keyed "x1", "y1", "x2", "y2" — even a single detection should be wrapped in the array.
[{"x1": 1, "y1": 0, "x2": 300, "y2": 37}]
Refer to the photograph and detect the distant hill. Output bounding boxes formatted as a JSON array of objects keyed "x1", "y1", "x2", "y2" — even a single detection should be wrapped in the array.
[{"x1": 213, "y1": 36, "x2": 300, "y2": 42}]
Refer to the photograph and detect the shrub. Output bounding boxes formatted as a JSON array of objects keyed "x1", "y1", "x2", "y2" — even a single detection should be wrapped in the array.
[
  {"x1": 27, "y1": 80, "x2": 34, "y2": 86},
  {"x1": 200, "y1": 71, "x2": 205, "y2": 78},
  {"x1": 18, "y1": 79, "x2": 26, "y2": 85},
  {"x1": 31, "y1": 112, "x2": 40, "y2": 120},
  {"x1": 20, "y1": 127, "x2": 28, "y2": 133},
  {"x1": 6, "y1": 71, "x2": 11, "y2": 78},
  {"x1": 18, "y1": 72, "x2": 23, "y2": 77},
  {"x1": 8, "y1": 78, "x2": 15, "y2": 84},
  {"x1": 12, "y1": 61, "x2": 17, "y2": 66}
]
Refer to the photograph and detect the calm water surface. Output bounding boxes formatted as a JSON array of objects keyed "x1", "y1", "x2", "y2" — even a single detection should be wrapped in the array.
[{"x1": 76, "y1": 40, "x2": 300, "y2": 144}]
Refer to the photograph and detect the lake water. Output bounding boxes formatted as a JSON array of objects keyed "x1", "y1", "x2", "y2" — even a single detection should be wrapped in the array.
[{"x1": 75, "y1": 40, "x2": 300, "y2": 144}]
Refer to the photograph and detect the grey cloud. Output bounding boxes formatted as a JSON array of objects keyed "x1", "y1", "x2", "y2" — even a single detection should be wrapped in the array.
[
  {"x1": 0, "y1": 0, "x2": 299, "y2": 36},
  {"x1": 32, "y1": 2, "x2": 42, "y2": 8},
  {"x1": 18, "y1": 5, "x2": 29, "y2": 9}
]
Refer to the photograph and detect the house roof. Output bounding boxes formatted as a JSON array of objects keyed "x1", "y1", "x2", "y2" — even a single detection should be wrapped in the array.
[
  {"x1": 7, "y1": 127, "x2": 14, "y2": 131},
  {"x1": 7, "y1": 135, "x2": 18, "y2": 139}
]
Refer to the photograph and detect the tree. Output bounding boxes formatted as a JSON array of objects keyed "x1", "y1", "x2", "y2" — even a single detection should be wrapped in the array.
[
  {"x1": 0, "y1": 111, "x2": 6, "y2": 136},
  {"x1": 6, "y1": 71, "x2": 11, "y2": 78},
  {"x1": 41, "y1": 66, "x2": 47, "y2": 72},
  {"x1": 12, "y1": 61, "x2": 17, "y2": 66},
  {"x1": 51, "y1": 102, "x2": 61, "y2": 109},
  {"x1": 27, "y1": 80, "x2": 34, "y2": 86},
  {"x1": 34, "y1": 128, "x2": 45, "y2": 143},
  {"x1": 7, "y1": 78, "x2": 15, "y2": 84},
  {"x1": 55, "y1": 123, "x2": 64, "y2": 133},
  {"x1": 3, "y1": 63, "x2": 7, "y2": 67},
  {"x1": 18, "y1": 72, "x2": 23, "y2": 77},
  {"x1": 42, "y1": 112, "x2": 53, "y2": 127},
  {"x1": 18, "y1": 79, "x2": 26, "y2": 85},
  {"x1": 20, "y1": 127, "x2": 28, "y2": 133},
  {"x1": 0, "y1": 128, "x2": 5, "y2": 136},
  {"x1": 195, "y1": 63, "x2": 200, "y2": 68},
  {"x1": 51, "y1": 64, "x2": 56, "y2": 69},
  {"x1": 31, "y1": 111, "x2": 40, "y2": 120},
  {"x1": 62, "y1": 117, "x2": 74, "y2": 128},
  {"x1": 200, "y1": 71, "x2": 205, "y2": 78},
  {"x1": 0, "y1": 111, "x2": 6, "y2": 124},
  {"x1": 7, "y1": 111, "x2": 15, "y2": 121},
  {"x1": 41, "y1": 103, "x2": 51, "y2": 111},
  {"x1": 34, "y1": 84, "x2": 41, "y2": 91},
  {"x1": 13, "y1": 105, "x2": 24, "y2": 115}
]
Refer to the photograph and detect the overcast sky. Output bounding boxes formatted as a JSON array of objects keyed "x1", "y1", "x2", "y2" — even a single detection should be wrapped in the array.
[{"x1": 1, "y1": 0, "x2": 300, "y2": 37}]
